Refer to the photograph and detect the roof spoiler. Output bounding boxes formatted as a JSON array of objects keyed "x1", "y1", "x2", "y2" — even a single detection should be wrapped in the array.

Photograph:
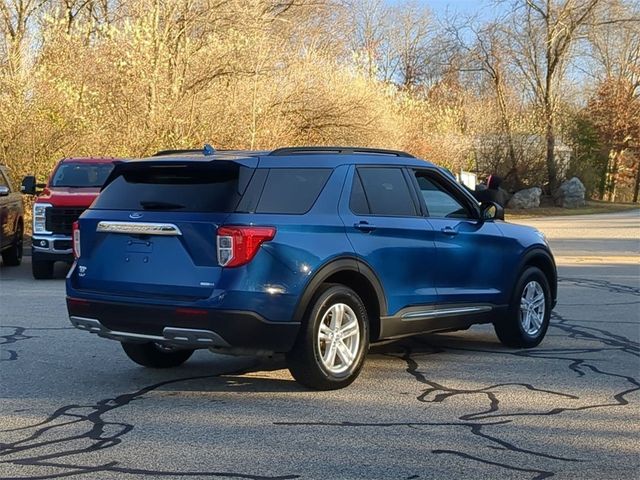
[
  {"x1": 152, "y1": 144, "x2": 216, "y2": 157},
  {"x1": 99, "y1": 156, "x2": 242, "y2": 192}
]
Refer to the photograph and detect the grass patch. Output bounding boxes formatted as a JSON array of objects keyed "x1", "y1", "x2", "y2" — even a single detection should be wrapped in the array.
[{"x1": 507, "y1": 200, "x2": 639, "y2": 219}]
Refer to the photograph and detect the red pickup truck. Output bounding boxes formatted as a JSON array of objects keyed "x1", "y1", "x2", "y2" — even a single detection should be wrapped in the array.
[{"x1": 22, "y1": 157, "x2": 116, "y2": 279}]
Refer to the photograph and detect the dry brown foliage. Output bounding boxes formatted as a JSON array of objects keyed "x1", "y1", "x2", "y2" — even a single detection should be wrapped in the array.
[{"x1": 0, "y1": 0, "x2": 638, "y2": 201}]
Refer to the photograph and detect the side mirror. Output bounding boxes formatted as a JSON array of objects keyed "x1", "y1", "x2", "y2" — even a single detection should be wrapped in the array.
[
  {"x1": 21, "y1": 176, "x2": 36, "y2": 195},
  {"x1": 481, "y1": 201, "x2": 504, "y2": 221},
  {"x1": 0, "y1": 185, "x2": 9, "y2": 197}
]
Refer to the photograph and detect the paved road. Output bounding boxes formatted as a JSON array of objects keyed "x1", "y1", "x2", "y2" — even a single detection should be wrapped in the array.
[{"x1": 1, "y1": 211, "x2": 639, "y2": 480}]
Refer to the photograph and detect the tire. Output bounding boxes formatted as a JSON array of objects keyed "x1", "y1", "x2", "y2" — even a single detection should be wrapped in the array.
[
  {"x1": 286, "y1": 284, "x2": 369, "y2": 390},
  {"x1": 121, "y1": 342, "x2": 194, "y2": 368},
  {"x1": 1, "y1": 224, "x2": 23, "y2": 266},
  {"x1": 32, "y1": 258, "x2": 54, "y2": 279},
  {"x1": 494, "y1": 266, "x2": 551, "y2": 348}
]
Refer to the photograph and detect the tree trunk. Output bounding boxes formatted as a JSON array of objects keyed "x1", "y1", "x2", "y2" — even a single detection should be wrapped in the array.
[
  {"x1": 633, "y1": 161, "x2": 640, "y2": 203},
  {"x1": 545, "y1": 118, "x2": 557, "y2": 193},
  {"x1": 146, "y1": 0, "x2": 161, "y2": 131},
  {"x1": 604, "y1": 150, "x2": 620, "y2": 202},
  {"x1": 495, "y1": 79, "x2": 520, "y2": 188}
]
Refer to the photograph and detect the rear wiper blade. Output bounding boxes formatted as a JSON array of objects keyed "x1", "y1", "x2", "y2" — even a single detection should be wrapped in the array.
[{"x1": 140, "y1": 201, "x2": 185, "y2": 210}]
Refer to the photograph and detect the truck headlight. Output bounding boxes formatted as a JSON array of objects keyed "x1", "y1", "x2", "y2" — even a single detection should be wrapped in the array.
[{"x1": 33, "y1": 203, "x2": 52, "y2": 234}]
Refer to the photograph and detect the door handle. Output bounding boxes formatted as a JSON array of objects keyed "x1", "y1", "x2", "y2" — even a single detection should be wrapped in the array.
[
  {"x1": 441, "y1": 226, "x2": 458, "y2": 236},
  {"x1": 354, "y1": 221, "x2": 377, "y2": 232}
]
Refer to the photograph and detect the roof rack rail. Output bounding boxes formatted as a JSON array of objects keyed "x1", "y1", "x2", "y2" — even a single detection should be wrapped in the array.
[
  {"x1": 153, "y1": 144, "x2": 216, "y2": 157},
  {"x1": 268, "y1": 146, "x2": 414, "y2": 158}
]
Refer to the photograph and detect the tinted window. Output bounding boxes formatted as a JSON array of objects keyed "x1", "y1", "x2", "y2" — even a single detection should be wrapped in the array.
[
  {"x1": 349, "y1": 172, "x2": 369, "y2": 215},
  {"x1": 3, "y1": 169, "x2": 15, "y2": 191},
  {"x1": 415, "y1": 173, "x2": 471, "y2": 218},
  {"x1": 93, "y1": 163, "x2": 251, "y2": 212},
  {"x1": 52, "y1": 163, "x2": 114, "y2": 188},
  {"x1": 256, "y1": 168, "x2": 331, "y2": 214},
  {"x1": 357, "y1": 167, "x2": 416, "y2": 216}
]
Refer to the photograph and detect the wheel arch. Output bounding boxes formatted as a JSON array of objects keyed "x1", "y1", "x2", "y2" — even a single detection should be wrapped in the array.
[
  {"x1": 292, "y1": 257, "x2": 387, "y2": 341},
  {"x1": 518, "y1": 248, "x2": 558, "y2": 307}
]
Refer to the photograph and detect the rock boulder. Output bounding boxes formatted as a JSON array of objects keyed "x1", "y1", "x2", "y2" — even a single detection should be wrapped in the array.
[
  {"x1": 554, "y1": 177, "x2": 586, "y2": 208},
  {"x1": 507, "y1": 187, "x2": 542, "y2": 209}
]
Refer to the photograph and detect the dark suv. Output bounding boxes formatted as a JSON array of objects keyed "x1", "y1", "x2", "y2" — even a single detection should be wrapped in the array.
[
  {"x1": 0, "y1": 165, "x2": 24, "y2": 267},
  {"x1": 66, "y1": 146, "x2": 557, "y2": 390}
]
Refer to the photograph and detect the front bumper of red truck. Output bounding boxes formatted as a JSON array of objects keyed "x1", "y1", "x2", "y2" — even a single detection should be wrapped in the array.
[
  {"x1": 32, "y1": 204, "x2": 86, "y2": 262},
  {"x1": 31, "y1": 235, "x2": 74, "y2": 261}
]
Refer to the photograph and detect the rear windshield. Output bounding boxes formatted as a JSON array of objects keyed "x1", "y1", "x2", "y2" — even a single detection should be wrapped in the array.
[
  {"x1": 92, "y1": 163, "x2": 253, "y2": 212},
  {"x1": 52, "y1": 163, "x2": 114, "y2": 188}
]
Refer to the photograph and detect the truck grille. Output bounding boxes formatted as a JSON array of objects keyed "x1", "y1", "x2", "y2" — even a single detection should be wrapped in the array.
[{"x1": 45, "y1": 208, "x2": 85, "y2": 235}]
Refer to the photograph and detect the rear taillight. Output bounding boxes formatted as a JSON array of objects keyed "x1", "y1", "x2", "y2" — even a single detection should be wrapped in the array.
[
  {"x1": 72, "y1": 221, "x2": 81, "y2": 259},
  {"x1": 216, "y1": 226, "x2": 276, "y2": 267}
]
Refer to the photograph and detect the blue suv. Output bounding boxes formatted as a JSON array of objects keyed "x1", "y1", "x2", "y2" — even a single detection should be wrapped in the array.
[{"x1": 66, "y1": 146, "x2": 557, "y2": 390}]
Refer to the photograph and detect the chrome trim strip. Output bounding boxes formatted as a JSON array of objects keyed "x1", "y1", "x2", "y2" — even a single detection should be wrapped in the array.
[
  {"x1": 96, "y1": 221, "x2": 182, "y2": 236},
  {"x1": 70, "y1": 316, "x2": 230, "y2": 348},
  {"x1": 402, "y1": 306, "x2": 492, "y2": 321},
  {"x1": 163, "y1": 327, "x2": 230, "y2": 346},
  {"x1": 32, "y1": 235, "x2": 73, "y2": 254}
]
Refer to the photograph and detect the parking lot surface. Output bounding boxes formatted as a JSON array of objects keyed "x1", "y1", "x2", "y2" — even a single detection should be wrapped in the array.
[{"x1": 1, "y1": 210, "x2": 639, "y2": 479}]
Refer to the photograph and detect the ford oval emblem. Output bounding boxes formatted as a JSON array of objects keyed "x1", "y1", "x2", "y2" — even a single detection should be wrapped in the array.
[{"x1": 129, "y1": 212, "x2": 143, "y2": 219}]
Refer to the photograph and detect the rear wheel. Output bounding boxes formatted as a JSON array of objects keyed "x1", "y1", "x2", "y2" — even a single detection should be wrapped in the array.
[
  {"x1": 121, "y1": 342, "x2": 194, "y2": 368},
  {"x1": 494, "y1": 266, "x2": 551, "y2": 348},
  {"x1": 32, "y1": 258, "x2": 54, "y2": 279},
  {"x1": 286, "y1": 284, "x2": 369, "y2": 390},
  {"x1": 1, "y1": 224, "x2": 23, "y2": 266}
]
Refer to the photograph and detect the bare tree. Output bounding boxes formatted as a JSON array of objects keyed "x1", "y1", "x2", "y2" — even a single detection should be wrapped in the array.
[
  {"x1": 2, "y1": 0, "x2": 638, "y2": 207},
  {"x1": 451, "y1": 20, "x2": 524, "y2": 187},
  {"x1": 506, "y1": 0, "x2": 604, "y2": 191},
  {"x1": 1, "y1": 0, "x2": 49, "y2": 74},
  {"x1": 347, "y1": 0, "x2": 388, "y2": 80},
  {"x1": 346, "y1": 0, "x2": 437, "y2": 88},
  {"x1": 386, "y1": 2, "x2": 433, "y2": 88}
]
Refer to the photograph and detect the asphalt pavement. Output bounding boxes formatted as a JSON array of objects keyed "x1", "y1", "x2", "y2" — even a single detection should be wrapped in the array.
[{"x1": 1, "y1": 210, "x2": 639, "y2": 479}]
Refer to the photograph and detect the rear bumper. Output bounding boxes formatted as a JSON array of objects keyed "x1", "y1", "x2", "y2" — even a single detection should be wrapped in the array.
[{"x1": 67, "y1": 298, "x2": 300, "y2": 353}]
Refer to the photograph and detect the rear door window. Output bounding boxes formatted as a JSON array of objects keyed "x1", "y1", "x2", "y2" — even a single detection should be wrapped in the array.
[
  {"x1": 349, "y1": 172, "x2": 369, "y2": 215},
  {"x1": 255, "y1": 168, "x2": 331, "y2": 214},
  {"x1": 93, "y1": 163, "x2": 252, "y2": 212},
  {"x1": 354, "y1": 167, "x2": 417, "y2": 216}
]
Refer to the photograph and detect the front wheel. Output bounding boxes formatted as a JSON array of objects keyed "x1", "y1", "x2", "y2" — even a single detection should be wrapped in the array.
[
  {"x1": 121, "y1": 342, "x2": 194, "y2": 368},
  {"x1": 494, "y1": 266, "x2": 551, "y2": 348},
  {"x1": 1, "y1": 225, "x2": 23, "y2": 266},
  {"x1": 32, "y1": 258, "x2": 54, "y2": 279},
  {"x1": 286, "y1": 284, "x2": 369, "y2": 390}
]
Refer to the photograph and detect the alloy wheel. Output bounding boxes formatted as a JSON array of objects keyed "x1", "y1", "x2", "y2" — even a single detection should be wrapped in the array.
[
  {"x1": 317, "y1": 303, "x2": 360, "y2": 374},
  {"x1": 520, "y1": 280, "x2": 545, "y2": 336}
]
